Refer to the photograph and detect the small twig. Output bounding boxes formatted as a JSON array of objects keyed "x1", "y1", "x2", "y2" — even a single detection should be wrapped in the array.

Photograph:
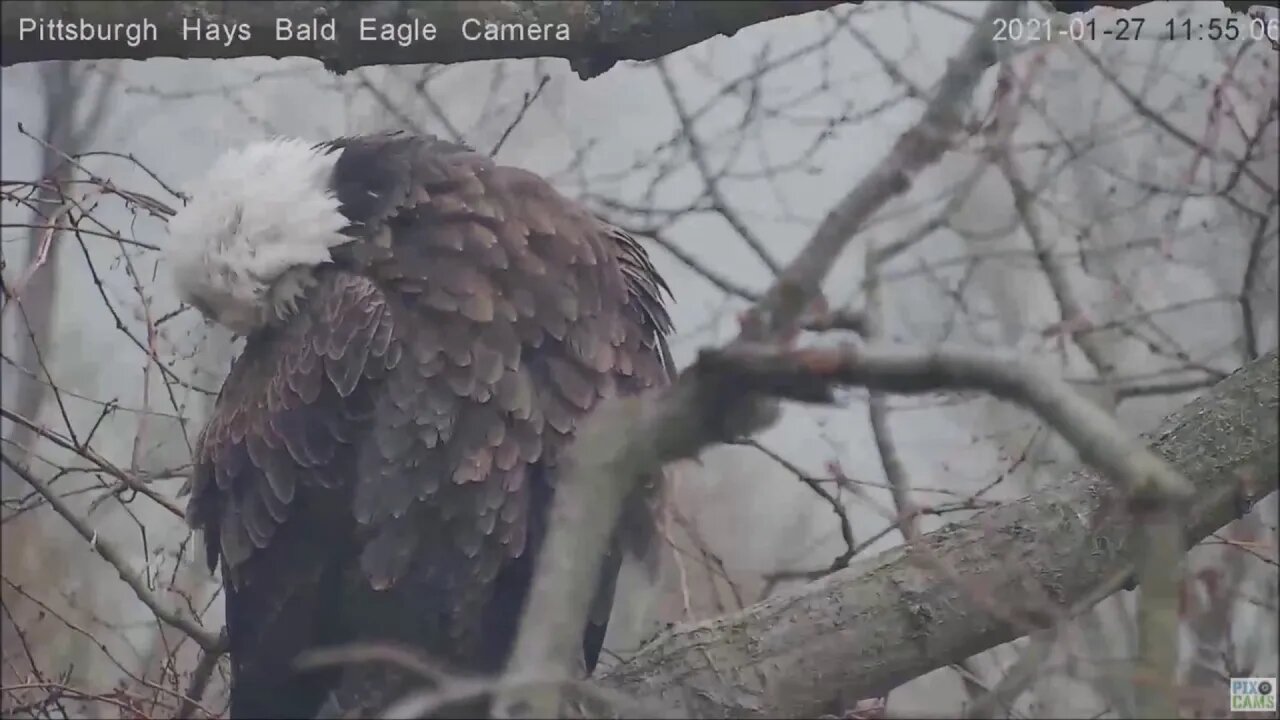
[
  {"x1": 863, "y1": 242, "x2": 921, "y2": 546},
  {"x1": 174, "y1": 629, "x2": 229, "y2": 720},
  {"x1": 1, "y1": 453, "x2": 221, "y2": 652},
  {"x1": 742, "y1": 439, "x2": 857, "y2": 574},
  {"x1": 16, "y1": 122, "x2": 178, "y2": 219},
  {"x1": 1074, "y1": 43, "x2": 1271, "y2": 195},
  {"x1": 656, "y1": 57, "x2": 783, "y2": 276},
  {"x1": 737, "y1": 1, "x2": 1014, "y2": 343},
  {"x1": 1, "y1": 407, "x2": 184, "y2": 518},
  {"x1": 490, "y1": 75, "x2": 551, "y2": 158},
  {"x1": 3, "y1": 194, "x2": 80, "y2": 309},
  {"x1": 72, "y1": 150, "x2": 190, "y2": 203}
]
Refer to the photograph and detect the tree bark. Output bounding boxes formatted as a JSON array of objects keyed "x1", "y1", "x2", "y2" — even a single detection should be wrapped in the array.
[
  {"x1": 2, "y1": 1, "x2": 1270, "y2": 77},
  {"x1": 592, "y1": 350, "x2": 1278, "y2": 719},
  {"x1": 1, "y1": 1, "x2": 842, "y2": 78}
]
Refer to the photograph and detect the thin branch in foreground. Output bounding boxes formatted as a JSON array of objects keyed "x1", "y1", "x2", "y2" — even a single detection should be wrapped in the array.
[
  {"x1": 1, "y1": 406, "x2": 185, "y2": 519},
  {"x1": 490, "y1": 75, "x2": 552, "y2": 158},
  {"x1": 0, "y1": 454, "x2": 221, "y2": 653},
  {"x1": 656, "y1": 57, "x2": 783, "y2": 276},
  {"x1": 739, "y1": 438, "x2": 858, "y2": 575}
]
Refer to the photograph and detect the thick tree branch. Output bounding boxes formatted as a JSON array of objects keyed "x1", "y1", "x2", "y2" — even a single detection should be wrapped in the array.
[
  {"x1": 1, "y1": 1, "x2": 842, "y2": 78},
  {"x1": 701, "y1": 344, "x2": 1194, "y2": 502},
  {"x1": 496, "y1": 358, "x2": 784, "y2": 717},
  {"x1": 495, "y1": 4, "x2": 1024, "y2": 716},
  {"x1": 594, "y1": 350, "x2": 1277, "y2": 718},
  {"x1": 3, "y1": 2, "x2": 1272, "y2": 76}
]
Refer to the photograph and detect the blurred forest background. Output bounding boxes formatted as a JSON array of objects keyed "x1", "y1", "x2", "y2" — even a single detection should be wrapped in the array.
[{"x1": 1, "y1": 1, "x2": 1276, "y2": 718}]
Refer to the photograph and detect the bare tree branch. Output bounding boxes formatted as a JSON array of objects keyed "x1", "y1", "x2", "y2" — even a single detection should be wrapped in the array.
[
  {"x1": 708, "y1": 343, "x2": 1193, "y2": 500},
  {"x1": 2, "y1": 1, "x2": 1271, "y2": 76},
  {"x1": 0, "y1": 1, "x2": 844, "y2": 78},
  {"x1": 3, "y1": 2, "x2": 1274, "y2": 716},
  {"x1": 734, "y1": 1, "x2": 1010, "y2": 344},
  {"x1": 497, "y1": 4, "x2": 1024, "y2": 715},
  {"x1": 595, "y1": 350, "x2": 1277, "y2": 718},
  {"x1": 0, "y1": 454, "x2": 223, "y2": 654},
  {"x1": 175, "y1": 634, "x2": 228, "y2": 720}
]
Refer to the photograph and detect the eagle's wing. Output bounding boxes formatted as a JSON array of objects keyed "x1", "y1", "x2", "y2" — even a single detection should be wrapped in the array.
[
  {"x1": 186, "y1": 270, "x2": 396, "y2": 719},
  {"x1": 188, "y1": 132, "x2": 673, "y2": 718}
]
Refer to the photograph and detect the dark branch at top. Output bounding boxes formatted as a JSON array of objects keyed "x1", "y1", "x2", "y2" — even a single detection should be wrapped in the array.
[
  {"x1": 2, "y1": 1, "x2": 1273, "y2": 78},
  {"x1": 1, "y1": 1, "x2": 842, "y2": 78}
]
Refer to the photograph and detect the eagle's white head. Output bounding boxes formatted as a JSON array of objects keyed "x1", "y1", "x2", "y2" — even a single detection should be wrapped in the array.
[{"x1": 166, "y1": 138, "x2": 351, "y2": 335}]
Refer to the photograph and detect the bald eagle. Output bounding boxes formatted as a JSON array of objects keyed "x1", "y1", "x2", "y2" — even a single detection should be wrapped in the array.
[{"x1": 166, "y1": 132, "x2": 674, "y2": 718}]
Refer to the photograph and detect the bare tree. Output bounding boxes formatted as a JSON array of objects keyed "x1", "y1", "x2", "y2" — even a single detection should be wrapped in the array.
[
  {"x1": 1, "y1": 1, "x2": 1276, "y2": 718},
  {"x1": 1, "y1": 57, "x2": 119, "y2": 700}
]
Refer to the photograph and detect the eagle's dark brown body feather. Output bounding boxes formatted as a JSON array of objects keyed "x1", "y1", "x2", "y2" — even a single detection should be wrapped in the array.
[{"x1": 185, "y1": 133, "x2": 674, "y2": 718}]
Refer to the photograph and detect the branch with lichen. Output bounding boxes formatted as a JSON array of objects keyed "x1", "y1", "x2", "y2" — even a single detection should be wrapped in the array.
[{"x1": 589, "y1": 350, "x2": 1276, "y2": 718}]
